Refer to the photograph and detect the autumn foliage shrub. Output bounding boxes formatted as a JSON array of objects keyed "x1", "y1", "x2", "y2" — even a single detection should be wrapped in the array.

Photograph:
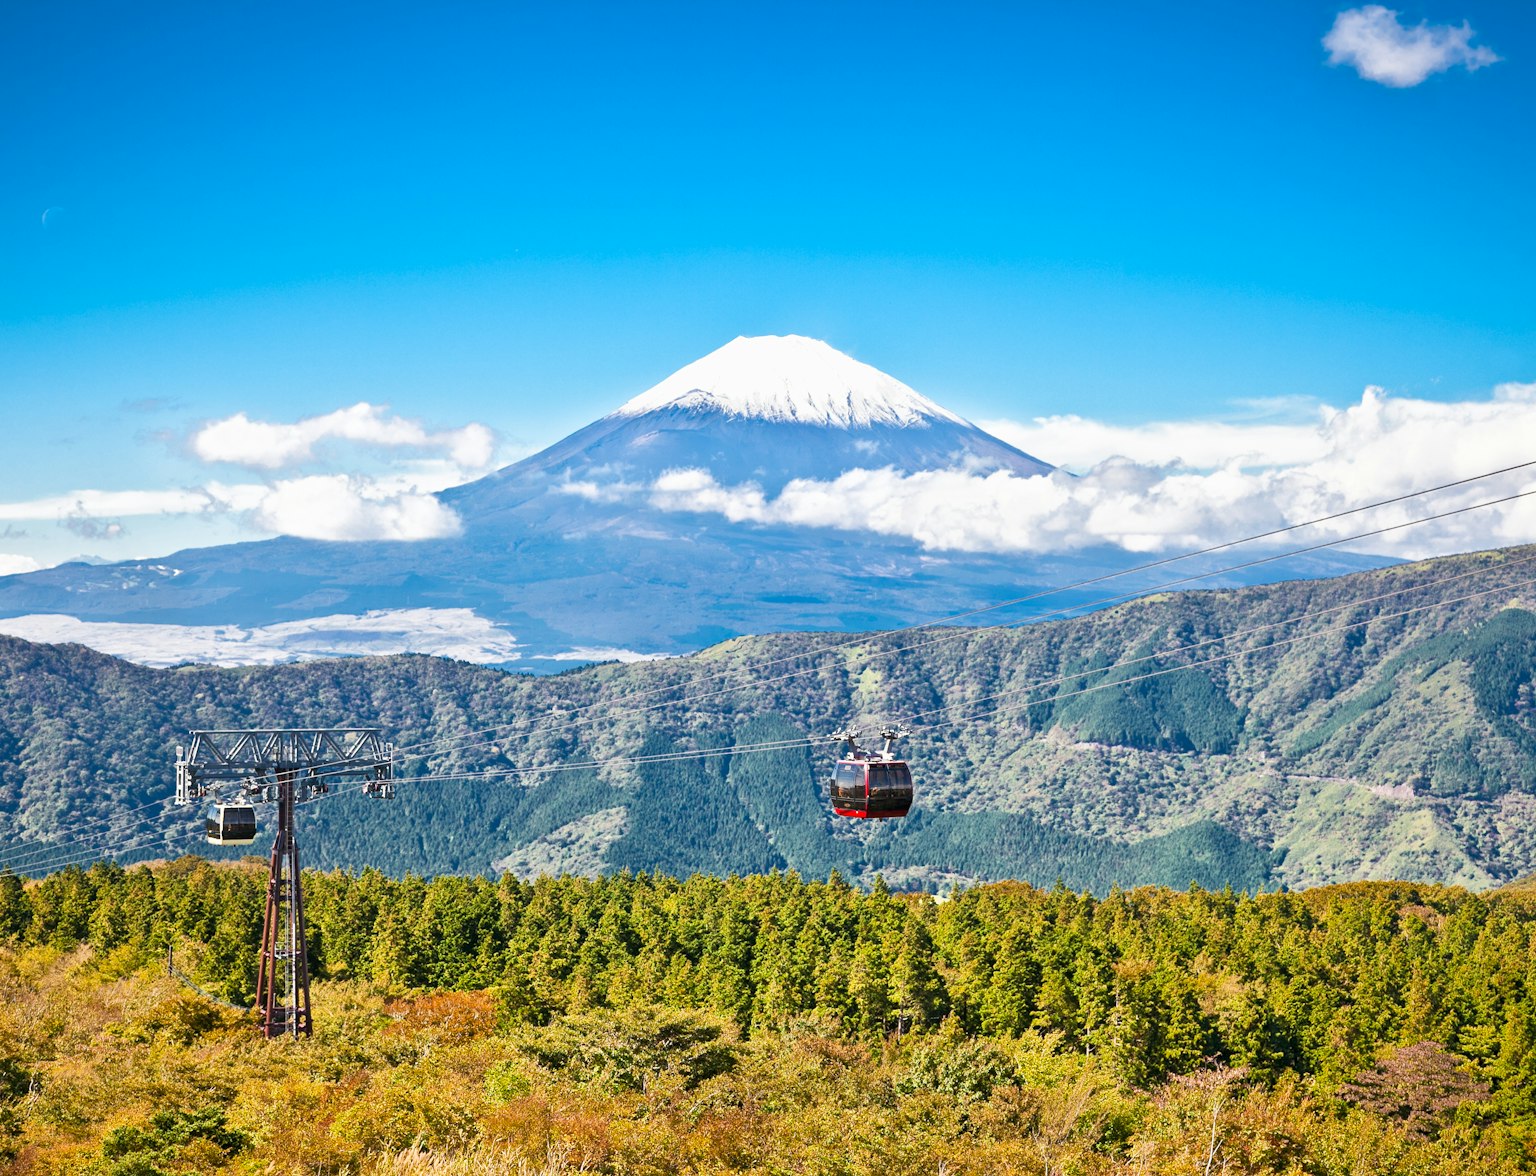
[
  {"x1": 5, "y1": 864, "x2": 1536, "y2": 1172},
  {"x1": 384, "y1": 990, "x2": 499, "y2": 1047}
]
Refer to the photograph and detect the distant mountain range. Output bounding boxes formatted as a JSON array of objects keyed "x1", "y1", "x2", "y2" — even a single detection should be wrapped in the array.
[
  {"x1": 3, "y1": 543, "x2": 1533, "y2": 892},
  {"x1": 0, "y1": 335, "x2": 1387, "y2": 669}
]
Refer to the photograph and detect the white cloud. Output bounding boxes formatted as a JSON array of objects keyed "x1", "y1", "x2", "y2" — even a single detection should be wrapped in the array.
[
  {"x1": 544, "y1": 646, "x2": 676, "y2": 663},
  {"x1": 651, "y1": 468, "x2": 770, "y2": 523},
  {"x1": 979, "y1": 414, "x2": 1328, "y2": 472},
  {"x1": 253, "y1": 475, "x2": 463, "y2": 541},
  {"x1": 0, "y1": 608, "x2": 522, "y2": 667},
  {"x1": 642, "y1": 382, "x2": 1536, "y2": 561},
  {"x1": 0, "y1": 553, "x2": 41, "y2": 576},
  {"x1": 0, "y1": 476, "x2": 462, "y2": 544},
  {"x1": 0, "y1": 488, "x2": 222, "y2": 520},
  {"x1": 191, "y1": 402, "x2": 497, "y2": 471},
  {"x1": 1495, "y1": 381, "x2": 1536, "y2": 402},
  {"x1": 1324, "y1": 6, "x2": 1500, "y2": 87},
  {"x1": 554, "y1": 478, "x2": 645, "y2": 504}
]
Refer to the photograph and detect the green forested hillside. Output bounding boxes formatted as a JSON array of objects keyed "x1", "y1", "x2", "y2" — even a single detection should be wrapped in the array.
[
  {"x1": 4, "y1": 862, "x2": 1536, "y2": 1172},
  {"x1": 2, "y1": 545, "x2": 1536, "y2": 889}
]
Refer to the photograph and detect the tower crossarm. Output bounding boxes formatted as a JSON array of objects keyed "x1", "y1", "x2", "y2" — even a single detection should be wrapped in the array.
[{"x1": 175, "y1": 728, "x2": 393, "y2": 804}]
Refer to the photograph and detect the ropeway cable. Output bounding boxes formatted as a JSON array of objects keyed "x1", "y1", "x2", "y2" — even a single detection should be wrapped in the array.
[
  {"x1": 322, "y1": 564, "x2": 1536, "y2": 790},
  {"x1": 5, "y1": 778, "x2": 377, "y2": 879},
  {"x1": 7, "y1": 476, "x2": 1535, "y2": 875},
  {"x1": 67, "y1": 462, "x2": 1534, "y2": 798},
  {"x1": 907, "y1": 569, "x2": 1536, "y2": 734},
  {"x1": 15, "y1": 561, "x2": 1535, "y2": 878},
  {"x1": 366, "y1": 467, "x2": 1536, "y2": 767},
  {"x1": 6, "y1": 497, "x2": 1529, "y2": 872},
  {"x1": 303, "y1": 480, "x2": 1536, "y2": 771},
  {"x1": 0, "y1": 794, "x2": 178, "y2": 875},
  {"x1": 901, "y1": 560, "x2": 1536, "y2": 729}
]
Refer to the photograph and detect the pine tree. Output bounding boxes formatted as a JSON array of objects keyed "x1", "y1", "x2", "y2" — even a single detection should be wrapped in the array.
[
  {"x1": 0, "y1": 871, "x2": 29, "y2": 941},
  {"x1": 890, "y1": 918, "x2": 947, "y2": 1030}
]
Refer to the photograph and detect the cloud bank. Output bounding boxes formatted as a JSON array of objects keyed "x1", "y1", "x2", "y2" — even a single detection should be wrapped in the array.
[
  {"x1": 976, "y1": 412, "x2": 1330, "y2": 472},
  {"x1": 644, "y1": 383, "x2": 1536, "y2": 561},
  {"x1": 192, "y1": 402, "x2": 495, "y2": 470},
  {"x1": 0, "y1": 608, "x2": 524, "y2": 667},
  {"x1": 0, "y1": 403, "x2": 505, "y2": 555},
  {"x1": 1324, "y1": 6, "x2": 1500, "y2": 87},
  {"x1": 0, "y1": 479, "x2": 463, "y2": 546},
  {"x1": 249, "y1": 475, "x2": 463, "y2": 541},
  {"x1": 8, "y1": 385, "x2": 1535, "y2": 568}
]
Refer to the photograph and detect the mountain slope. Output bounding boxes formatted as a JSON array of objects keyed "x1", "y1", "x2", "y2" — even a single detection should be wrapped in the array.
[{"x1": 2, "y1": 543, "x2": 1533, "y2": 890}]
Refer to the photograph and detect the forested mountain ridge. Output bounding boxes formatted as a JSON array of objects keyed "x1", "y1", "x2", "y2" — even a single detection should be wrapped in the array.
[{"x1": 3, "y1": 543, "x2": 1536, "y2": 890}]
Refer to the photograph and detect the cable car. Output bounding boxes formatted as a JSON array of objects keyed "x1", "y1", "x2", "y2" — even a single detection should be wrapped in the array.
[
  {"x1": 205, "y1": 803, "x2": 258, "y2": 845},
  {"x1": 828, "y1": 727, "x2": 913, "y2": 819}
]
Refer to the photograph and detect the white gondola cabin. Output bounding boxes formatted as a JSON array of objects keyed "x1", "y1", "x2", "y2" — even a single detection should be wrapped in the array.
[{"x1": 205, "y1": 803, "x2": 258, "y2": 845}]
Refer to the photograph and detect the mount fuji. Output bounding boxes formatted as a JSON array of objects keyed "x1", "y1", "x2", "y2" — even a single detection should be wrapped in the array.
[
  {"x1": 445, "y1": 335, "x2": 1052, "y2": 521},
  {"x1": 0, "y1": 336, "x2": 1384, "y2": 668}
]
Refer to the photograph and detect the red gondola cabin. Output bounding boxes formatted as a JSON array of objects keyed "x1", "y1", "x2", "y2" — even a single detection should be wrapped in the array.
[{"x1": 828, "y1": 727, "x2": 913, "y2": 819}]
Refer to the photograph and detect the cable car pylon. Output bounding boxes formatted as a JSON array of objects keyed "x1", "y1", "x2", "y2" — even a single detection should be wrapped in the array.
[{"x1": 175, "y1": 729, "x2": 395, "y2": 1039}]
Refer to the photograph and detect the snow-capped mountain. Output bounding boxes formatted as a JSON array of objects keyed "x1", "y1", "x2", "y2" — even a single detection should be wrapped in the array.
[
  {"x1": 0, "y1": 337, "x2": 1384, "y2": 668},
  {"x1": 615, "y1": 334, "x2": 968, "y2": 426},
  {"x1": 449, "y1": 336, "x2": 1051, "y2": 518}
]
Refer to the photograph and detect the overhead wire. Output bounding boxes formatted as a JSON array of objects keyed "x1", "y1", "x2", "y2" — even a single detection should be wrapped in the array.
[
  {"x1": 0, "y1": 793, "x2": 178, "y2": 874},
  {"x1": 6, "y1": 778, "x2": 376, "y2": 878},
  {"x1": 0, "y1": 743, "x2": 401, "y2": 875},
  {"x1": 306, "y1": 556, "x2": 1536, "y2": 789},
  {"x1": 9, "y1": 465, "x2": 1536, "y2": 875},
  {"x1": 288, "y1": 462, "x2": 1535, "y2": 774},
  {"x1": 16, "y1": 557, "x2": 1535, "y2": 876},
  {"x1": 905, "y1": 565, "x2": 1536, "y2": 731},
  {"x1": 56, "y1": 464, "x2": 1520, "y2": 802},
  {"x1": 911, "y1": 571, "x2": 1536, "y2": 734},
  {"x1": 335, "y1": 471, "x2": 1536, "y2": 770}
]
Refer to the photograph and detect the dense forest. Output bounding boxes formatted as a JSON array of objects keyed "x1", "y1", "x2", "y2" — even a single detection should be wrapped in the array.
[
  {"x1": 3, "y1": 860, "x2": 1536, "y2": 1172},
  {"x1": 3, "y1": 544, "x2": 1536, "y2": 890}
]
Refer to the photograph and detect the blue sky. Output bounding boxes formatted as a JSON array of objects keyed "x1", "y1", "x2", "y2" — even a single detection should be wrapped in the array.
[{"x1": 2, "y1": 0, "x2": 1533, "y2": 569}]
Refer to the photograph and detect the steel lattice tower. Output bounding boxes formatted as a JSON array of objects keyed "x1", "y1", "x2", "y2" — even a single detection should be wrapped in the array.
[
  {"x1": 256, "y1": 769, "x2": 311, "y2": 1038},
  {"x1": 176, "y1": 729, "x2": 394, "y2": 1039}
]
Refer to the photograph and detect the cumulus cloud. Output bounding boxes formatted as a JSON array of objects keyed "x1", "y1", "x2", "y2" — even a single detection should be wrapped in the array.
[
  {"x1": 0, "y1": 399, "x2": 498, "y2": 549},
  {"x1": 252, "y1": 475, "x2": 462, "y2": 541},
  {"x1": 642, "y1": 383, "x2": 1536, "y2": 561},
  {"x1": 191, "y1": 402, "x2": 496, "y2": 471},
  {"x1": 554, "y1": 478, "x2": 645, "y2": 504},
  {"x1": 652, "y1": 469, "x2": 771, "y2": 523},
  {"x1": 979, "y1": 414, "x2": 1328, "y2": 472},
  {"x1": 0, "y1": 554, "x2": 41, "y2": 576},
  {"x1": 0, "y1": 477, "x2": 462, "y2": 544},
  {"x1": 1495, "y1": 381, "x2": 1536, "y2": 402},
  {"x1": 1324, "y1": 6, "x2": 1500, "y2": 87}
]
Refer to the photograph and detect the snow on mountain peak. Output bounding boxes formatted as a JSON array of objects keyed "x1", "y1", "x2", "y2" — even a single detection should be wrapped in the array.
[{"x1": 612, "y1": 335, "x2": 970, "y2": 428}]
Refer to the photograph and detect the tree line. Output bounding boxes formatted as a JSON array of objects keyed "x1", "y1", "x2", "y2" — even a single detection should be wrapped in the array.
[{"x1": 6, "y1": 859, "x2": 1536, "y2": 1107}]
